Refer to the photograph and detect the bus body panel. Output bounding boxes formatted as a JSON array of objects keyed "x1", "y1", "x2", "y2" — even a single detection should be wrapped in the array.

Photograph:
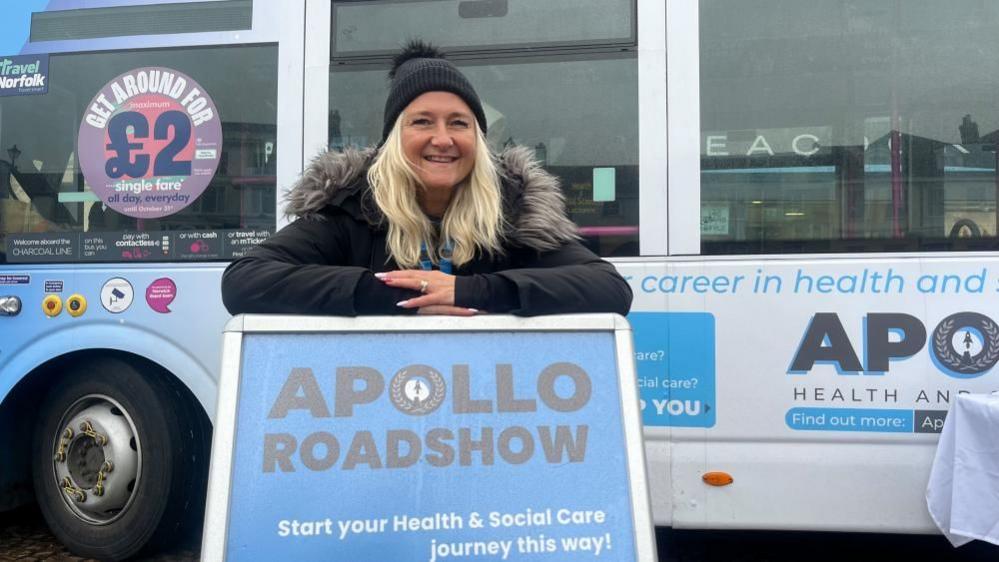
[
  {"x1": 641, "y1": 431, "x2": 672, "y2": 527},
  {"x1": 0, "y1": 264, "x2": 229, "y2": 416},
  {"x1": 617, "y1": 256, "x2": 999, "y2": 532},
  {"x1": 668, "y1": 439, "x2": 937, "y2": 533},
  {"x1": 3, "y1": 258, "x2": 993, "y2": 534}
]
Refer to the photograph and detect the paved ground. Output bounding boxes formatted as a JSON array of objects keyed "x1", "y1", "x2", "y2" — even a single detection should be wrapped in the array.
[
  {"x1": 2, "y1": 504, "x2": 997, "y2": 561},
  {"x1": 0, "y1": 506, "x2": 197, "y2": 561}
]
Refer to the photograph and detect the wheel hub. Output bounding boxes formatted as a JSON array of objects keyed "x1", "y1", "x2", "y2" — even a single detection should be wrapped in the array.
[
  {"x1": 51, "y1": 396, "x2": 140, "y2": 525},
  {"x1": 66, "y1": 435, "x2": 105, "y2": 488}
]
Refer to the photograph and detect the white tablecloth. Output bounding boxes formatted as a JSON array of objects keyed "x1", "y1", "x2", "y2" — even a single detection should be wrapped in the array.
[{"x1": 926, "y1": 392, "x2": 999, "y2": 547}]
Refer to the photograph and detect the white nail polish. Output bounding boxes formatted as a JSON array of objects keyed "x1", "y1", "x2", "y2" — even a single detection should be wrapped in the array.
[
  {"x1": 374, "y1": 272, "x2": 388, "y2": 279},
  {"x1": 396, "y1": 300, "x2": 408, "y2": 307}
]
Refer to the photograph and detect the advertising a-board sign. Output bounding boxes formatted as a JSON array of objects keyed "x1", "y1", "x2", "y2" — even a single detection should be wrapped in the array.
[{"x1": 203, "y1": 315, "x2": 656, "y2": 562}]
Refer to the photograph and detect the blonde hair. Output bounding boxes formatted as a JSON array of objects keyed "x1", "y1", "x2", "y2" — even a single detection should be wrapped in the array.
[{"x1": 367, "y1": 115, "x2": 505, "y2": 268}]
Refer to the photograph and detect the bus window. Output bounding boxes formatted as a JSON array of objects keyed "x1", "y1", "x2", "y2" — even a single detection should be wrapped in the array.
[
  {"x1": 0, "y1": 44, "x2": 277, "y2": 264},
  {"x1": 329, "y1": 0, "x2": 639, "y2": 258},
  {"x1": 699, "y1": 0, "x2": 999, "y2": 254},
  {"x1": 332, "y1": 0, "x2": 634, "y2": 56}
]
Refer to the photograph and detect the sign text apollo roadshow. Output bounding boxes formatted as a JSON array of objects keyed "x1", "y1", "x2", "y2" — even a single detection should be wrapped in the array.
[{"x1": 263, "y1": 362, "x2": 594, "y2": 472}]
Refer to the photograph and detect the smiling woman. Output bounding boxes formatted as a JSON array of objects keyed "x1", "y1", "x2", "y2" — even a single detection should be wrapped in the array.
[{"x1": 221, "y1": 40, "x2": 632, "y2": 317}]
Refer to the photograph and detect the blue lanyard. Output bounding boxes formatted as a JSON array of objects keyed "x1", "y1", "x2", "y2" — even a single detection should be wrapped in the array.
[{"x1": 419, "y1": 239, "x2": 453, "y2": 274}]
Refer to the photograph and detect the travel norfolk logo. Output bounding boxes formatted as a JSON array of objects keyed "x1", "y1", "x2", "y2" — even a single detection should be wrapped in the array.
[{"x1": 0, "y1": 54, "x2": 48, "y2": 96}]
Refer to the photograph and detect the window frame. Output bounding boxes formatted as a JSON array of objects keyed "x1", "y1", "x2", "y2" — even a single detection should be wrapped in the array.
[
  {"x1": 308, "y1": 0, "x2": 653, "y2": 257},
  {"x1": 638, "y1": 0, "x2": 669, "y2": 257},
  {"x1": 681, "y1": 0, "x2": 999, "y2": 258},
  {"x1": 662, "y1": 0, "x2": 700, "y2": 257}
]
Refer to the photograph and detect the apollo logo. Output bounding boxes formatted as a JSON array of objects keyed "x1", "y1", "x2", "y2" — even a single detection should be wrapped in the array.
[
  {"x1": 789, "y1": 312, "x2": 999, "y2": 379},
  {"x1": 389, "y1": 365, "x2": 448, "y2": 416}
]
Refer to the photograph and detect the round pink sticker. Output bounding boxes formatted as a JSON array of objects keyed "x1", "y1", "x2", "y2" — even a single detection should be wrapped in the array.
[
  {"x1": 77, "y1": 67, "x2": 222, "y2": 219},
  {"x1": 145, "y1": 277, "x2": 177, "y2": 314}
]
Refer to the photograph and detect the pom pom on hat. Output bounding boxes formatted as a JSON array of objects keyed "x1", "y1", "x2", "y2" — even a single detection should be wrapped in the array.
[{"x1": 389, "y1": 40, "x2": 446, "y2": 79}]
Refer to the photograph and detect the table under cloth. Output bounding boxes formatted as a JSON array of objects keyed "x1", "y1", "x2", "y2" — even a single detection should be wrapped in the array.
[{"x1": 926, "y1": 392, "x2": 999, "y2": 547}]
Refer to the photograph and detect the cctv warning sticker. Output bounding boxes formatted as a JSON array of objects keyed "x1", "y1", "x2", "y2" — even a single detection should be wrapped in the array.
[
  {"x1": 100, "y1": 277, "x2": 134, "y2": 313},
  {"x1": 628, "y1": 312, "x2": 716, "y2": 428}
]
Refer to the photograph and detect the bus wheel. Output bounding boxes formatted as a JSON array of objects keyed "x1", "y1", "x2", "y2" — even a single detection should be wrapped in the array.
[
  {"x1": 949, "y1": 218, "x2": 982, "y2": 239},
  {"x1": 32, "y1": 357, "x2": 209, "y2": 560}
]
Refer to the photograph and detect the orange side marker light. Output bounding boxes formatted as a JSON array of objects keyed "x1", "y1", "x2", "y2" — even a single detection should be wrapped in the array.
[{"x1": 702, "y1": 471, "x2": 734, "y2": 487}]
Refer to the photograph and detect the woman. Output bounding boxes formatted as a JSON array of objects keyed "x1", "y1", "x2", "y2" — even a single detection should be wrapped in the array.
[{"x1": 221, "y1": 41, "x2": 631, "y2": 317}]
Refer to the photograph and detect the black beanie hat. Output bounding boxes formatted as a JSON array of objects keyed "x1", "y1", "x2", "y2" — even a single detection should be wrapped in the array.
[{"x1": 382, "y1": 40, "x2": 487, "y2": 143}]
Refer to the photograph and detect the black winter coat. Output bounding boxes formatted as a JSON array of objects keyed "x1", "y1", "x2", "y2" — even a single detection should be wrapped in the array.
[{"x1": 221, "y1": 147, "x2": 632, "y2": 316}]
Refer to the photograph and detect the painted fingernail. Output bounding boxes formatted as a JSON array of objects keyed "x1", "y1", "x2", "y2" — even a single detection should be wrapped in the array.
[
  {"x1": 374, "y1": 272, "x2": 388, "y2": 279},
  {"x1": 396, "y1": 300, "x2": 409, "y2": 307},
  {"x1": 468, "y1": 308, "x2": 479, "y2": 313}
]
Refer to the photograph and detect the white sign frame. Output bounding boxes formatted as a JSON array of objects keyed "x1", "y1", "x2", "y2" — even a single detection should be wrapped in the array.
[{"x1": 201, "y1": 313, "x2": 657, "y2": 561}]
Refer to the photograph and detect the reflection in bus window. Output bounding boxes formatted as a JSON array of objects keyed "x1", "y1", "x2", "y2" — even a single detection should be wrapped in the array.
[
  {"x1": 330, "y1": 56, "x2": 638, "y2": 257},
  {"x1": 0, "y1": 45, "x2": 277, "y2": 264},
  {"x1": 700, "y1": 0, "x2": 999, "y2": 254},
  {"x1": 328, "y1": 0, "x2": 638, "y2": 257}
]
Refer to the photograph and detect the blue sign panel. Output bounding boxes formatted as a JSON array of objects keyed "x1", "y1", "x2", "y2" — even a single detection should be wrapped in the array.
[
  {"x1": 225, "y1": 331, "x2": 639, "y2": 561},
  {"x1": 0, "y1": 274, "x2": 30, "y2": 285},
  {"x1": 0, "y1": 54, "x2": 48, "y2": 96},
  {"x1": 786, "y1": 407, "x2": 914, "y2": 433},
  {"x1": 629, "y1": 312, "x2": 716, "y2": 427}
]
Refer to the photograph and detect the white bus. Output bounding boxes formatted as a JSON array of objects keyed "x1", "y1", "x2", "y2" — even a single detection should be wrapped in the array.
[{"x1": 0, "y1": 0, "x2": 996, "y2": 558}]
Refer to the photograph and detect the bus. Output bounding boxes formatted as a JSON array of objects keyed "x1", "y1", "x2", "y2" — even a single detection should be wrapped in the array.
[{"x1": 1, "y1": 0, "x2": 997, "y2": 558}]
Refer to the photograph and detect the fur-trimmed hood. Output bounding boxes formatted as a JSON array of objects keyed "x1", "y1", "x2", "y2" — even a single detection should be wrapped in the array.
[{"x1": 284, "y1": 146, "x2": 579, "y2": 251}]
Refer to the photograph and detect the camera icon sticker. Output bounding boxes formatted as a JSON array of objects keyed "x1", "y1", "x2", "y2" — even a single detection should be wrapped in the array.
[{"x1": 101, "y1": 277, "x2": 134, "y2": 313}]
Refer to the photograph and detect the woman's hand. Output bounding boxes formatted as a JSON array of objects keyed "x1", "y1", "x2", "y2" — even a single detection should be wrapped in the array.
[
  {"x1": 416, "y1": 305, "x2": 478, "y2": 316},
  {"x1": 375, "y1": 270, "x2": 478, "y2": 316}
]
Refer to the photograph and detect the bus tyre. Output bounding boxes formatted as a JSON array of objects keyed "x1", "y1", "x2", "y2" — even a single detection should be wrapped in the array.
[
  {"x1": 31, "y1": 357, "x2": 210, "y2": 561},
  {"x1": 949, "y1": 218, "x2": 982, "y2": 238}
]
